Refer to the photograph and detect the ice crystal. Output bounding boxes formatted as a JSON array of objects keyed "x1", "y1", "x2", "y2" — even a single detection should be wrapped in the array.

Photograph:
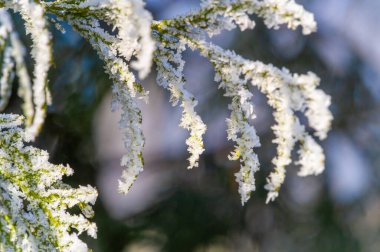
[
  {"x1": 152, "y1": 0, "x2": 331, "y2": 204},
  {"x1": 42, "y1": 0, "x2": 155, "y2": 194},
  {"x1": 0, "y1": 0, "x2": 333, "y2": 250},
  {"x1": 0, "y1": 114, "x2": 96, "y2": 251}
]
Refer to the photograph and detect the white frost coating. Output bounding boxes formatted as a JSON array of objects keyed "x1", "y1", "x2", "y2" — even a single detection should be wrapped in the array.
[
  {"x1": 112, "y1": 81, "x2": 145, "y2": 194},
  {"x1": 128, "y1": 0, "x2": 156, "y2": 78},
  {"x1": 0, "y1": 3, "x2": 100, "y2": 251},
  {"x1": 0, "y1": 9, "x2": 34, "y2": 125},
  {"x1": 214, "y1": 60, "x2": 261, "y2": 204},
  {"x1": 170, "y1": 0, "x2": 317, "y2": 37},
  {"x1": 254, "y1": 0, "x2": 317, "y2": 35},
  {"x1": 152, "y1": 0, "x2": 331, "y2": 204},
  {"x1": 188, "y1": 39, "x2": 327, "y2": 204},
  {"x1": 297, "y1": 135, "x2": 325, "y2": 177},
  {"x1": 0, "y1": 114, "x2": 97, "y2": 251},
  {"x1": 0, "y1": 11, "x2": 15, "y2": 111},
  {"x1": 0, "y1": 44, "x2": 15, "y2": 110},
  {"x1": 0, "y1": 0, "x2": 326, "y2": 206},
  {"x1": 3, "y1": 1, "x2": 52, "y2": 141},
  {"x1": 0, "y1": 3, "x2": 332, "y2": 250},
  {"x1": 42, "y1": 0, "x2": 155, "y2": 193},
  {"x1": 47, "y1": 0, "x2": 155, "y2": 79},
  {"x1": 155, "y1": 36, "x2": 206, "y2": 169},
  {"x1": 294, "y1": 72, "x2": 332, "y2": 140},
  {"x1": 11, "y1": 31, "x2": 35, "y2": 125}
]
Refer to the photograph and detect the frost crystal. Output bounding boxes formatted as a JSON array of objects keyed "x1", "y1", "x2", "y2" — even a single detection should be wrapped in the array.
[
  {"x1": 154, "y1": 33, "x2": 206, "y2": 169},
  {"x1": 0, "y1": 0, "x2": 333, "y2": 250},
  {"x1": 0, "y1": 114, "x2": 96, "y2": 251},
  {"x1": 0, "y1": 5, "x2": 50, "y2": 140},
  {"x1": 42, "y1": 0, "x2": 155, "y2": 194},
  {"x1": 152, "y1": 0, "x2": 331, "y2": 204}
]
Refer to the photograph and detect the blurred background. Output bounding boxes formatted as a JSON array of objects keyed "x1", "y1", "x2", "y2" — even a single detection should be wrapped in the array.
[{"x1": 8, "y1": 0, "x2": 380, "y2": 251}]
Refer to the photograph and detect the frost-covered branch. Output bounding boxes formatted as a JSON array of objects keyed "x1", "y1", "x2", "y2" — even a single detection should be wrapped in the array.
[
  {"x1": 42, "y1": 0, "x2": 154, "y2": 194},
  {"x1": 154, "y1": 33, "x2": 206, "y2": 169},
  {"x1": 164, "y1": 0, "x2": 316, "y2": 36},
  {"x1": 0, "y1": 0, "x2": 332, "y2": 250},
  {"x1": 152, "y1": 0, "x2": 331, "y2": 204},
  {"x1": 0, "y1": 6, "x2": 49, "y2": 140},
  {"x1": 0, "y1": 114, "x2": 96, "y2": 251}
]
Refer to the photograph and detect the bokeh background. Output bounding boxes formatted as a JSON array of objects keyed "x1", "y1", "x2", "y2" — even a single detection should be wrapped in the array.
[{"x1": 7, "y1": 0, "x2": 380, "y2": 251}]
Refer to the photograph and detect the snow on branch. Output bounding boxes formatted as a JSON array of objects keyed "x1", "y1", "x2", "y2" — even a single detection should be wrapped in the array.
[
  {"x1": 0, "y1": 0, "x2": 332, "y2": 249},
  {"x1": 0, "y1": 114, "x2": 97, "y2": 251}
]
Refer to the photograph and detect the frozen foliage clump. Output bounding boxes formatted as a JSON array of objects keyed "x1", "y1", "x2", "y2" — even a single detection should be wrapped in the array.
[
  {"x1": 0, "y1": 114, "x2": 97, "y2": 251},
  {"x1": 0, "y1": 4, "x2": 50, "y2": 141},
  {"x1": 0, "y1": 0, "x2": 332, "y2": 250},
  {"x1": 42, "y1": 0, "x2": 155, "y2": 194},
  {"x1": 152, "y1": 0, "x2": 331, "y2": 204}
]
